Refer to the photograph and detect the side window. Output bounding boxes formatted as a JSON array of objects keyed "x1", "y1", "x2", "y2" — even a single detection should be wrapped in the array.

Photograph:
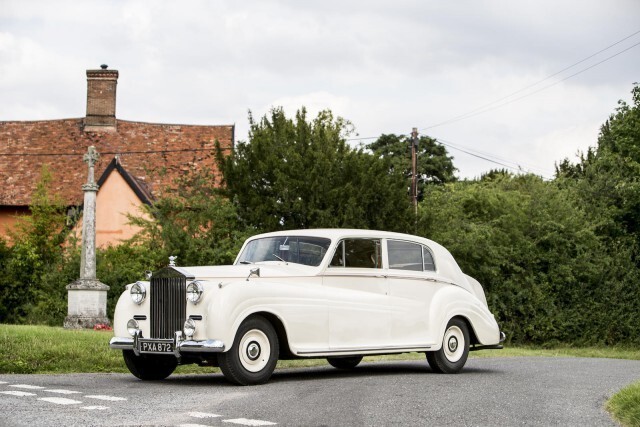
[
  {"x1": 329, "y1": 239, "x2": 382, "y2": 268},
  {"x1": 388, "y1": 240, "x2": 423, "y2": 271},
  {"x1": 423, "y1": 246, "x2": 436, "y2": 271},
  {"x1": 387, "y1": 240, "x2": 437, "y2": 272}
]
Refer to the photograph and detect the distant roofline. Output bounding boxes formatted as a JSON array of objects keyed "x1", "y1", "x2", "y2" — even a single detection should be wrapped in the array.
[{"x1": 0, "y1": 117, "x2": 235, "y2": 128}]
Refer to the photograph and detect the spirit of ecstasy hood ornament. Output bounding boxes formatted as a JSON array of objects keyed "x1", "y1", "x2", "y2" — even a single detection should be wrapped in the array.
[{"x1": 169, "y1": 256, "x2": 177, "y2": 267}]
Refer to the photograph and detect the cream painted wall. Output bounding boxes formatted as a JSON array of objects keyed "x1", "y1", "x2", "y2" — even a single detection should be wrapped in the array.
[{"x1": 74, "y1": 169, "x2": 150, "y2": 247}]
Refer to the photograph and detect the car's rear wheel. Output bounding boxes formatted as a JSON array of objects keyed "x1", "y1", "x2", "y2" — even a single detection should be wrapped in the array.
[
  {"x1": 327, "y1": 356, "x2": 363, "y2": 370},
  {"x1": 426, "y1": 318, "x2": 470, "y2": 374},
  {"x1": 218, "y1": 315, "x2": 279, "y2": 385},
  {"x1": 122, "y1": 350, "x2": 177, "y2": 380}
]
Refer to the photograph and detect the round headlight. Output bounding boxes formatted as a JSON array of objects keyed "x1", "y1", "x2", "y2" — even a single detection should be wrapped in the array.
[
  {"x1": 183, "y1": 318, "x2": 196, "y2": 338},
  {"x1": 186, "y1": 281, "x2": 204, "y2": 304},
  {"x1": 127, "y1": 319, "x2": 140, "y2": 336},
  {"x1": 130, "y1": 282, "x2": 146, "y2": 305}
]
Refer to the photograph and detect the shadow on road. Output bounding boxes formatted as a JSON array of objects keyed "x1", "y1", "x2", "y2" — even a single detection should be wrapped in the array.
[{"x1": 113, "y1": 359, "x2": 500, "y2": 387}]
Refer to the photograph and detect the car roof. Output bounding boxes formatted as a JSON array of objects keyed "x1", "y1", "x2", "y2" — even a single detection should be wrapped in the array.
[{"x1": 249, "y1": 228, "x2": 434, "y2": 244}]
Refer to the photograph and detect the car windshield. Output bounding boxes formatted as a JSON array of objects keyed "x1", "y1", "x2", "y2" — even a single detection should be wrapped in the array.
[{"x1": 236, "y1": 236, "x2": 332, "y2": 267}]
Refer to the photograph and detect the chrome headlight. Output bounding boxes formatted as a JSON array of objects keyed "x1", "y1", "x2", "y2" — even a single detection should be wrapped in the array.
[
  {"x1": 127, "y1": 319, "x2": 140, "y2": 336},
  {"x1": 130, "y1": 282, "x2": 146, "y2": 305},
  {"x1": 183, "y1": 318, "x2": 196, "y2": 338},
  {"x1": 186, "y1": 281, "x2": 204, "y2": 304}
]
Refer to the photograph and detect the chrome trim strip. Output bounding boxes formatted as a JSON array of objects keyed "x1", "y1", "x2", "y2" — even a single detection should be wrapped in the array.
[
  {"x1": 110, "y1": 335, "x2": 225, "y2": 354},
  {"x1": 297, "y1": 344, "x2": 433, "y2": 356},
  {"x1": 109, "y1": 337, "x2": 134, "y2": 350},
  {"x1": 178, "y1": 339, "x2": 225, "y2": 353}
]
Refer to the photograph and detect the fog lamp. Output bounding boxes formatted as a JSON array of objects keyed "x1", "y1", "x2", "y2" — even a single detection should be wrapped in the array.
[{"x1": 127, "y1": 319, "x2": 140, "y2": 337}]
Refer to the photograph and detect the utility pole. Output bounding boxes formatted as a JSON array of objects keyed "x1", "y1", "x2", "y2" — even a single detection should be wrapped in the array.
[{"x1": 411, "y1": 127, "x2": 419, "y2": 223}]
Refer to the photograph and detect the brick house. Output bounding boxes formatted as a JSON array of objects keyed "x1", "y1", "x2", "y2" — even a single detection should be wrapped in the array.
[{"x1": 0, "y1": 66, "x2": 234, "y2": 246}]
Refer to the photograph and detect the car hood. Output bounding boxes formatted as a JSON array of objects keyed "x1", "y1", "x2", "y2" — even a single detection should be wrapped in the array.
[{"x1": 164, "y1": 262, "x2": 319, "y2": 281}]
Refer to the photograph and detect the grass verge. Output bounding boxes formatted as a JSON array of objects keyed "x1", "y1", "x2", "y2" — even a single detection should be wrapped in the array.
[
  {"x1": 2, "y1": 323, "x2": 639, "y2": 374},
  {"x1": 607, "y1": 381, "x2": 640, "y2": 427}
]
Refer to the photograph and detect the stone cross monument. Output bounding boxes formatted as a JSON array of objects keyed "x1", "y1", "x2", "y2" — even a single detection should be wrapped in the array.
[{"x1": 64, "y1": 146, "x2": 110, "y2": 329}]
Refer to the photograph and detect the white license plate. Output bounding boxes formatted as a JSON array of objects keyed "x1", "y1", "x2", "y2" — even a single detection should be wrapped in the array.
[{"x1": 139, "y1": 340, "x2": 174, "y2": 353}]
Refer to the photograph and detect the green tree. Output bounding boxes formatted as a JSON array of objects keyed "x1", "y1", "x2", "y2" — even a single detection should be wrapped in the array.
[
  {"x1": 417, "y1": 174, "x2": 634, "y2": 345},
  {"x1": 0, "y1": 165, "x2": 69, "y2": 323},
  {"x1": 127, "y1": 167, "x2": 249, "y2": 268},
  {"x1": 557, "y1": 84, "x2": 640, "y2": 243},
  {"x1": 217, "y1": 107, "x2": 412, "y2": 232},
  {"x1": 368, "y1": 133, "x2": 456, "y2": 196}
]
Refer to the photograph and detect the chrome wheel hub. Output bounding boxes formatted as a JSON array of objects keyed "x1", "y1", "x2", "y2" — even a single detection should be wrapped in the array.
[
  {"x1": 448, "y1": 336, "x2": 458, "y2": 352},
  {"x1": 247, "y1": 341, "x2": 261, "y2": 360},
  {"x1": 443, "y1": 325, "x2": 465, "y2": 363},
  {"x1": 239, "y1": 329, "x2": 271, "y2": 373}
]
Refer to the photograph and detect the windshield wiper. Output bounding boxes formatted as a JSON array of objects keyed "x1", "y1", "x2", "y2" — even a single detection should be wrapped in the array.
[
  {"x1": 272, "y1": 254, "x2": 287, "y2": 263},
  {"x1": 239, "y1": 261, "x2": 252, "y2": 264}
]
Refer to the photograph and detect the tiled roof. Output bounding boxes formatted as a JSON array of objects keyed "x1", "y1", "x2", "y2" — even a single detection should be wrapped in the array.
[{"x1": 0, "y1": 118, "x2": 234, "y2": 206}]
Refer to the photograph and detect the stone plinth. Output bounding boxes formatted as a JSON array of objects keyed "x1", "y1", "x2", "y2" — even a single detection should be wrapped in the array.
[{"x1": 64, "y1": 278, "x2": 110, "y2": 329}]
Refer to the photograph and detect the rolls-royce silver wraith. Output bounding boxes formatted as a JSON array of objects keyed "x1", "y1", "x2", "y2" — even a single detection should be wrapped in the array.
[{"x1": 110, "y1": 229, "x2": 505, "y2": 385}]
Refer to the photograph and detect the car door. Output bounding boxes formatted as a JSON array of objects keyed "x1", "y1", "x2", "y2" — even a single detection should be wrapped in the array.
[
  {"x1": 387, "y1": 239, "x2": 440, "y2": 347},
  {"x1": 322, "y1": 238, "x2": 391, "y2": 350}
]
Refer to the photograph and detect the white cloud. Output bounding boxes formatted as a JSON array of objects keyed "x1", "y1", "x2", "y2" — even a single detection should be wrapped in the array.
[{"x1": 1, "y1": 0, "x2": 639, "y2": 178}]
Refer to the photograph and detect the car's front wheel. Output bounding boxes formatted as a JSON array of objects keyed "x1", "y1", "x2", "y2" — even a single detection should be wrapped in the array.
[
  {"x1": 327, "y1": 356, "x2": 363, "y2": 370},
  {"x1": 218, "y1": 315, "x2": 279, "y2": 385},
  {"x1": 122, "y1": 350, "x2": 178, "y2": 380},
  {"x1": 426, "y1": 318, "x2": 470, "y2": 374}
]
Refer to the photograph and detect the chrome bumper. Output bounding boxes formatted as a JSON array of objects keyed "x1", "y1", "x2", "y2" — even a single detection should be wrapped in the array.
[{"x1": 109, "y1": 331, "x2": 225, "y2": 357}]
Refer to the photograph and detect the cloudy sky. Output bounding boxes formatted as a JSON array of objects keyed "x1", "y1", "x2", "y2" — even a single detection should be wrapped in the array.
[{"x1": 1, "y1": 0, "x2": 639, "y2": 179}]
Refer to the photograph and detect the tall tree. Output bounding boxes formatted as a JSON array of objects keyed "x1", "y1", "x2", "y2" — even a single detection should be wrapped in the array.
[
  {"x1": 557, "y1": 83, "x2": 640, "y2": 243},
  {"x1": 127, "y1": 167, "x2": 249, "y2": 267},
  {"x1": 217, "y1": 107, "x2": 412, "y2": 232},
  {"x1": 367, "y1": 133, "x2": 456, "y2": 200}
]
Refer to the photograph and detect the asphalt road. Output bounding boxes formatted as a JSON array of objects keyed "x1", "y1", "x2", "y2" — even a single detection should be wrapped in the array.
[{"x1": 1, "y1": 357, "x2": 638, "y2": 426}]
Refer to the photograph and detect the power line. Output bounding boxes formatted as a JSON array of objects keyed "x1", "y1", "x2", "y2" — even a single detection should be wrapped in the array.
[
  {"x1": 435, "y1": 137, "x2": 554, "y2": 179},
  {"x1": 422, "y1": 30, "x2": 640, "y2": 131},
  {"x1": 346, "y1": 31, "x2": 640, "y2": 174}
]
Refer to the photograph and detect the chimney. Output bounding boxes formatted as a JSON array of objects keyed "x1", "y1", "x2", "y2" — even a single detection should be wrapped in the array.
[{"x1": 84, "y1": 64, "x2": 118, "y2": 131}]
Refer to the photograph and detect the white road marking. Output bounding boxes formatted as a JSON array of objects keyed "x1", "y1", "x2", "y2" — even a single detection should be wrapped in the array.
[
  {"x1": 39, "y1": 397, "x2": 82, "y2": 405},
  {"x1": 0, "y1": 381, "x2": 8, "y2": 384},
  {"x1": 1, "y1": 390, "x2": 37, "y2": 397},
  {"x1": 189, "y1": 412, "x2": 222, "y2": 418},
  {"x1": 223, "y1": 419, "x2": 277, "y2": 426},
  {"x1": 44, "y1": 389, "x2": 82, "y2": 394},
  {"x1": 85, "y1": 394, "x2": 127, "y2": 401},
  {"x1": 82, "y1": 405, "x2": 109, "y2": 410},
  {"x1": 9, "y1": 384, "x2": 45, "y2": 390}
]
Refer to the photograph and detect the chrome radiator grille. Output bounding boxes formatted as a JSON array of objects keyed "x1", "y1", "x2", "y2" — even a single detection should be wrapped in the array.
[{"x1": 150, "y1": 275, "x2": 187, "y2": 339}]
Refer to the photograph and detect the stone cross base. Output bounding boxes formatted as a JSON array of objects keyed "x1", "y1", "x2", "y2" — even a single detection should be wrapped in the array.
[
  {"x1": 63, "y1": 315, "x2": 112, "y2": 329},
  {"x1": 64, "y1": 278, "x2": 111, "y2": 329}
]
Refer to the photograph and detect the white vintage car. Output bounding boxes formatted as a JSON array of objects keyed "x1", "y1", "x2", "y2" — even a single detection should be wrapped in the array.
[{"x1": 110, "y1": 229, "x2": 504, "y2": 385}]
